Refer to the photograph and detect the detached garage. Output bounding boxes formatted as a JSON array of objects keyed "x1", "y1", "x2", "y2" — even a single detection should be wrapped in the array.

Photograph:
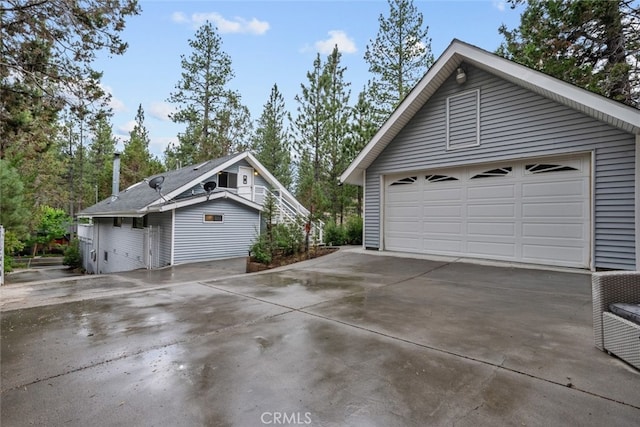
[{"x1": 341, "y1": 40, "x2": 640, "y2": 271}]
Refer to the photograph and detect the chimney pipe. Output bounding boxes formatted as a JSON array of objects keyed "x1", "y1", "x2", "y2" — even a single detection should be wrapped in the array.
[{"x1": 111, "y1": 152, "x2": 121, "y2": 201}]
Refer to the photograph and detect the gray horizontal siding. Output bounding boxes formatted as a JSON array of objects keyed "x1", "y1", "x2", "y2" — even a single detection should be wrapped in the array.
[
  {"x1": 95, "y1": 218, "x2": 146, "y2": 274},
  {"x1": 365, "y1": 64, "x2": 636, "y2": 269},
  {"x1": 148, "y1": 212, "x2": 172, "y2": 267},
  {"x1": 173, "y1": 199, "x2": 260, "y2": 264}
]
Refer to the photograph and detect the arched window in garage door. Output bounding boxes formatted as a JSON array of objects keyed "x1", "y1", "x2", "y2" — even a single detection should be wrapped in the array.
[
  {"x1": 470, "y1": 166, "x2": 513, "y2": 179},
  {"x1": 390, "y1": 176, "x2": 418, "y2": 186},
  {"x1": 425, "y1": 174, "x2": 458, "y2": 183},
  {"x1": 525, "y1": 164, "x2": 579, "y2": 174}
]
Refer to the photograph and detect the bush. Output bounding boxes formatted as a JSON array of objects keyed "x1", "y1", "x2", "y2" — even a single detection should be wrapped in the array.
[
  {"x1": 250, "y1": 234, "x2": 272, "y2": 265},
  {"x1": 345, "y1": 216, "x2": 363, "y2": 245},
  {"x1": 63, "y1": 238, "x2": 82, "y2": 269},
  {"x1": 324, "y1": 221, "x2": 346, "y2": 246}
]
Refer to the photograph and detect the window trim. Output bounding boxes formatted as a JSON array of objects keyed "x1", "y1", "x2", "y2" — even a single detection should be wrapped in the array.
[
  {"x1": 203, "y1": 213, "x2": 224, "y2": 223},
  {"x1": 446, "y1": 88, "x2": 480, "y2": 151}
]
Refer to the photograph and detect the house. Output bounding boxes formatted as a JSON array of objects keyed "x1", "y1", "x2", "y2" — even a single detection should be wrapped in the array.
[
  {"x1": 340, "y1": 39, "x2": 640, "y2": 271},
  {"x1": 78, "y1": 151, "x2": 316, "y2": 274}
]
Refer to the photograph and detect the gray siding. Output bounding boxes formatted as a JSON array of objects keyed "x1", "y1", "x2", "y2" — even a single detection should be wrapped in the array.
[
  {"x1": 94, "y1": 218, "x2": 146, "y2": 274},
  {"x1": 147, "y1": 212, "x2": 172, "y2": 267},
  {"x1": 173, "y1": 199, "x2": 260, "y2": 264},
  {"x1": 366, "y1": 64, "x2": 636, "y2": 269}
]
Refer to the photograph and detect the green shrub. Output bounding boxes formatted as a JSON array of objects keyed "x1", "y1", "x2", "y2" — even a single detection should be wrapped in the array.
[
  {"x1": 63, "y1": 238, "x2": 82, "y2": 269},
  {"x1": 345, "y1": 216, "x2": 363, "y2": 245},
  {"x1": 324, "y1": 221, "x2": 346, "y2": 246},
  {"x1": 250, "y1": 234, "x2": 272, "y2": 265}
]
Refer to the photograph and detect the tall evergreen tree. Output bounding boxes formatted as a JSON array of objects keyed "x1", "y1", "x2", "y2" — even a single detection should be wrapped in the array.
[
  {"x1": 292, "y1": 53, "x2": 330, "y2": 214},
  {"x1": 166, "y1": 21, "x2": 250, "y2": 165},
  {"x1": 253, "y1": 84, "x2": 293, "y2": 189},
  {"x1": 498, "y1": 0, "x2": 640, "y2": 108},
  {"x1": 364, "y1": 0, "x2": 434, "y2": 122},
  {"x1": 121, "y1": 105, "x2": 162, "y2": 189},
  {"x1": 88, "y1": 116, "x2": 117, "y2": 203},
  {"x1": 323, "y1": 46, "x2": 352, "y2": 223}
]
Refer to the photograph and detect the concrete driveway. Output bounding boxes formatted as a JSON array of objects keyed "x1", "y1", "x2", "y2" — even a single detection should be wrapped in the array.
[{"x1": 1, "y1": 249, "x2": 638, "y2": 426}]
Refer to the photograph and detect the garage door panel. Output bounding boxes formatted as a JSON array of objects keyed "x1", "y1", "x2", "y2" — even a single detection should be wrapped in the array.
[
  {"x1": 467, "y1": 184, "x2": 515, "y2": 200},
  {"x1": 522, "y1": 244, "x2": 586, "y2": 265},
  {"x1": 423, "y1": 187, "x2": 463, "y2": 201},
  {"x1": 522, "y1": 180, "x2": 587, "y2": 197},
  {"x1": 423, "y1": 221, "x2": 462, "y2": 234},
  {"x1": 423, "y1": 237, "x2": 463, "y2": 253},
  {"x1": 423, "y1": 205, "x2": 462, "y2": 217},
  {"x1": 386, "y1": 190, "x2": 420, "y2": 203},
  {"x1": 468, "y1": 204, "x2": 515, "y2": 218},
  {"x1": 467, "y1": 222, "x2": 515, "y2": 237},
  {"x1": 468, "y1": 241, "x2": 516, "y2": 257},
  {"x1": 522, "y1": 202, "x2": 585, "y2": 218},
  {"x1": 386, "y1": 205, "x2": 421, "y2": 218},
  {"x1": 523, "y1": 223, "x2": 585, "y2": 239},
  {"x1": 387, "y1": 220, "x2": 420, "y2": 233}
]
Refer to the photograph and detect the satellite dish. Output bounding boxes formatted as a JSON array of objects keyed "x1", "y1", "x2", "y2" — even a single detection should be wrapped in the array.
[
  {"x1": 203, "y1": 181, "x2": 217, "y2": 193},
  {"x1": 148, "y1": 176, "x2": 165, "y2": 191}
]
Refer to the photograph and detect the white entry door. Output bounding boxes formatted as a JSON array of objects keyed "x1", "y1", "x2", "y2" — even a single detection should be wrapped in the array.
[
  {"x1": 237, "y1": 166, "x2": 254, "y2": 200},
  {"x1": 384, "y1": 155, "x2": 591, "y2": 268}
]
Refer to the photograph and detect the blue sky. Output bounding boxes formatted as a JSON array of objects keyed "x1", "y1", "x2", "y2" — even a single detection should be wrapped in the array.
[{"x1": 94, "y1": 0, "x2": 524, "y2": 159}]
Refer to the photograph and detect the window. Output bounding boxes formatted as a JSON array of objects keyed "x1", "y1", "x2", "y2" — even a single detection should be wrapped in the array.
[
  {"x1": 132, "y1": 216, "x2": 146, "y2": 229},
  {"x1": 204, "y1": 213, "x2": 224, "y2": 223},
  {"x1": 471, "y1": 167, "x2": 512, "y2": 179},
  {"x1": 113, "y1": 217, "x2": 122, "y2": 227},
  {"x1": 104, "y1": 251, "x2": 108, "y2": 262},
  {"x1": 525, "y1": 164, "x2": 578, "y2": 174},
  {"x1": 446, "y1": 89, "x2": 480, "y2": 150},
  {"x1": 218, "y1": 171, "x2": 238, "y2": 188},
  {"x1": 390, "y1": 176, "x2": 417, "y2": 186},
  {"x1": 425, "y1": 174, "x2": 458, "y2": 183}
]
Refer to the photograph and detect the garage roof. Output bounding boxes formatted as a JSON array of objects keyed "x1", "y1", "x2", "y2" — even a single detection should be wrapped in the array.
[{"x1": 340, "y1": 39, "x2": 640, "y2": 186}]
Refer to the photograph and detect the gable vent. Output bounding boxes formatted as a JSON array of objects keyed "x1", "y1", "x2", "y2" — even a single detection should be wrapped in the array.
[{"x1": 446, "y1": 89, "x2": 480, "y2": 150}]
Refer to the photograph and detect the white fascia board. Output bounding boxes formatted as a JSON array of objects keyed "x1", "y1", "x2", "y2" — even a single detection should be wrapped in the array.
[
  {"x1": 152, "y1": 191, "x2": 262, "y2": 213},
  {"x1": 83, "y1": 212, "x2": 147, "y2": 218},
  {"x1": 147, "y1": 153, "x2": 247, "y2": 207}
]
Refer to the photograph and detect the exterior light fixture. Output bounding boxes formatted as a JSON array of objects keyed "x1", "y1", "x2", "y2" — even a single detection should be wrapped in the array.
[{"x1": 456, "y1": 67, "x2": 467, "y2": 84}]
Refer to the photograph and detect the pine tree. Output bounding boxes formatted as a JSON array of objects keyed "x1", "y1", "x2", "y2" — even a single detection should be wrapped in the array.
[
  {"x1": 253, "y1": 84, "x2": 293, "y2": 189},
  {"x1": 121, "y1": 105, "x2": 162, "y2": 189},
  {"x1": 88, "y1": 116, "x2": 117, "y2": 203},
  {"x1": 166, "y1": 22, "x2": 250, "y2": 165},
  {"x1": 498, "y1": 0, "x2": 640, "y2": 108},
  {"x1": 292, "y1": 53, "x2": 330, "y2": 214},
  {"x1": 364, "y1": 0, "x2": 434, "y2": 122},
  {"x1": 323, "y1": 46, "x2": 352, "y2": 223}
]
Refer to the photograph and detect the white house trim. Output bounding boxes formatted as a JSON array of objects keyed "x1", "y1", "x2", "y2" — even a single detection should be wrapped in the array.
[
  {"x1": 170, "y1": 209, "x2": 175, "y2": 265},
  {"x1": 340, "y1": 39, "x2": 640, "y2": 186},
  {"x1": 151, "y1": 191, "x2": 262, "y2": 213}
]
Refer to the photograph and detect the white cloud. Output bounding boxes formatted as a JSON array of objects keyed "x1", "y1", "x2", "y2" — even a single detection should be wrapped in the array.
[
  {"x1": 116, "y1": 120, "x2": 136, "y2": 136},
  {"x1": 314, "y1": 30, "x2": 357, "y2": 54},
  {"x1": 149, "y1": 102, "x2": 175, "y2": 122},
  {"x1": 174, "y1": 11, "x2": 270, "y2": 35},
  {"x1": 492, "y1": 1, "x2": 506, "y2": 12},
  {"x1": 100, "y1": 84, "x2": 126, "y2": 113},
  {"x1": 150, "y1": 136, "x2": 178, "y2": 159},
  {"x1": 171, "y1": 11, "x2": 188, "y2": 23}
]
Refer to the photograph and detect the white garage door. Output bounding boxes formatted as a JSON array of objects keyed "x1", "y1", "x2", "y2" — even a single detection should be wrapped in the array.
[{"x1": 384, "y1": 155, "x2": 591, "y2": 268}]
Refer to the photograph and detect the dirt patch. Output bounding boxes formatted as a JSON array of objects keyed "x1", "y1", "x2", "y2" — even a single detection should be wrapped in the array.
[{"x1": 246, "y1": 247, "x2": 338, "y2": 273}]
